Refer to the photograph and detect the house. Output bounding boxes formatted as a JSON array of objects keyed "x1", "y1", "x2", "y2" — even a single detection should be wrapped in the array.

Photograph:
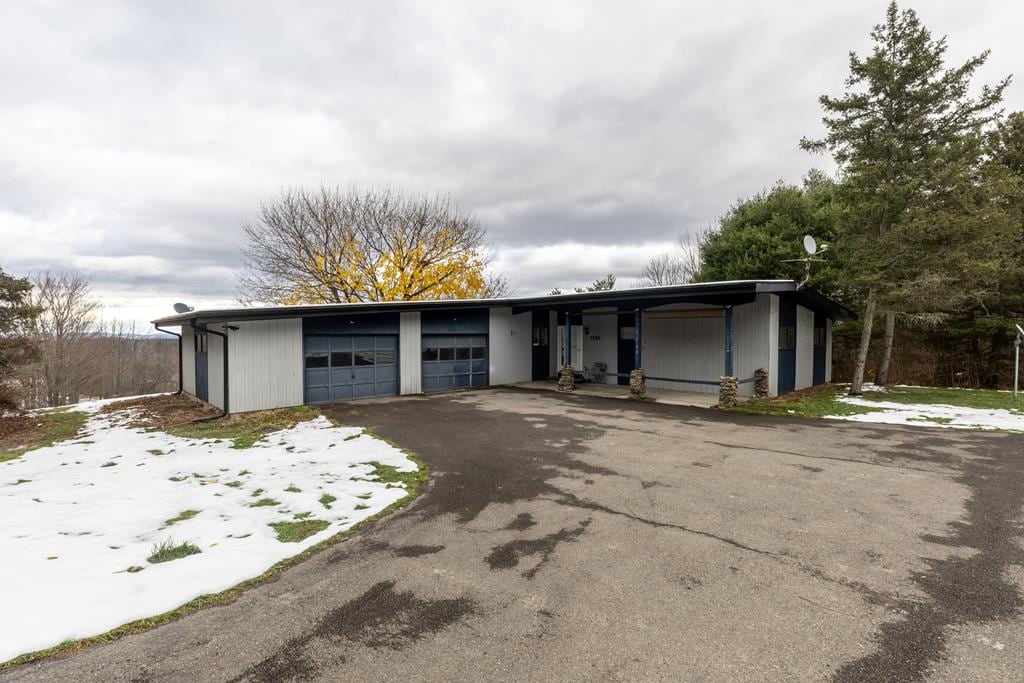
[{"x1": 151, "y1": 280, "x2": 854, "y2": 414}]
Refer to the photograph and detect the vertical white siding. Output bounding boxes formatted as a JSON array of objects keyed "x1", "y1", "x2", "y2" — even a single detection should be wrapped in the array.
[
  {"x1": 768, "y1": 295, "x2": 780, "y2": 397},
  {"x1": 489, "y1": 307, "x2": 532, "y2": 385},
  {"x1": 399, "y1": 311, "x2": 421, "y2": 395},
  {"x1": 207, "y1": 331, "x2": 225, "y2": 410},
  {"x1": 227, "y1": 319, "x2": 303, "y2": 413},
  {"x1": 825, "y1": 319, "x2": 833, "y2": 383},
  {"x1": 582, "y1": 313, "x2": 618, "y2": 383},
  {"x1": 181, "y1": 324, "x2": 196, "y2": 396},
  {"x1": 795, "y1": 305, "x2": 815, "y2": 390},
  {"x1": 732, "y1": 295, "x2": 772, "y2": 397},
  {"x1": 642, "y1": 313, "x2": 724, "y2": 395}
]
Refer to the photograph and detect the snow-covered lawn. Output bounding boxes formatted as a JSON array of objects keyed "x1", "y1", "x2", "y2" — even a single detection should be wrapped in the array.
[
  {"x1": 826, "y1": 387, "x2": 1024, "y2": 432},
  {"x1": 0, "y1": 398, "x2": 419, "y2": 663}
]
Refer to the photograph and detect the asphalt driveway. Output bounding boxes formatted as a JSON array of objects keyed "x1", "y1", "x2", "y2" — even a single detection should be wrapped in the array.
[{"x1": 7, "y1": 388, "x2": 1024, "y2": 682}]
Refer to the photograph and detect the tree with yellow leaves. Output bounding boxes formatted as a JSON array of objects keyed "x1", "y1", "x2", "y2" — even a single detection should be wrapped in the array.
[{"x1": 237, "y1": 187, "x2": 508, "y2": 304}]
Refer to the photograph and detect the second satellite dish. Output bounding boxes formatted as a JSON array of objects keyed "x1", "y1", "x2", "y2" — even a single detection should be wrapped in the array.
[{"x1": 803, "y1": 235, "x2": 817, "y2": 255}]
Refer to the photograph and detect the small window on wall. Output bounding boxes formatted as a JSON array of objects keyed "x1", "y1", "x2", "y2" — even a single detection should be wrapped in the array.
[
  {"x1": 305, "y1": 352, "x2": 328, "y2": 369},
  {"x1": 814, "y1": 326, "x2": 827, "y2": 347},
  {"x1": 779, "y1": 326, "x2": 797, "y2": 350},
  {"x1": 619, "y1": 326, "x2": 636, "y2": 341},
  {"x1": 532, "y1": 327, "x2": 549, "y2": 347}
]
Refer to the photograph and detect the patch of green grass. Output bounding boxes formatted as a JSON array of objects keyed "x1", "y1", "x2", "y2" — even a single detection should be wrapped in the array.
[
  {"x1": 238, "y1": 469, "x2": 251, "y2": 476},
  {"x1": 855, "y1": 386, "x2": 1024, "y2": 413},
  {"x1": 225, "y1": 480, "x2": 242, "y2": 488},
  {"x1": 355, "y1": 493, "x2": 371, "y2": 500},
  {"x1": 11, "y1": 479, "x2": 32, "y2": 485},
  {"x1": 268, "y1": 519, "x2": 330, "y2": 543},
  {"x1": 146, "y1": 539, "x2": 201, "y2": 564},
  {"x1": 730, "y1": 384, "x2": 883, "y2": 419},
  {"x1": 167, "y1": 405, "x2": 321, "y2": 449},
  {"x1": 249, "y1": 498, "x2": 280, "y2": 508},
  {"x1": 251, "y1": 488, "x2": 264, "y2": 497},
  {"x1": 343, "y1": 433, "x2": 360, "y2": 441},
  {"x1": 319, "y1": 493, "x2": 337, "y2": 509},
  {"x1": 0, "y1": 410, "x2": 89, "y2": 463},
  {"x1": 293, "y1": 511, "x2": 312, "y2": 520},
  {"x1": 163, "y1": 509, "x2": 200, "y2": 526},
  {"x1": 168, "y1": 476, "x2": 187, "y2": 482},
  {"x1": 284, "y1": 484, "x2": 302, "y2": 493},
  {"x1": 147, "y1": 449, "x2": 165, "y2": 456},
  {"x1": 0, "y1": 426, "x2": 429, "y2": 670},
  {"x1": 100, "y1": 461, "x2": 117, "y2": 468},
  {"x1": 362, "y1": 460, "x2": 429, "y2": 490},
  {"x1": 354, "y1": 503, "x2": 369, "y2": 511}
]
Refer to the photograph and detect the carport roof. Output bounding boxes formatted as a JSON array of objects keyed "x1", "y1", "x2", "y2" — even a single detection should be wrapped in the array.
[{"x1": 151, "y1": 279, "x2": 856, "y2": 326}]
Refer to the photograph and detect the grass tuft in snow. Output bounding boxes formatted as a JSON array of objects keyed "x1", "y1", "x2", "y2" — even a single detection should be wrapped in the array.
[
  {"x1": 319, "y1": 493, "x2": 337, "y2": 509},
  {"x1": 163, "y1": 510, "x2": 200, "y2": 526},
  {"x1": 363, "y1": 461, "x2": 426, "y2": 489},
  {"x1": 249, "y1": 498, "x2": 279, "y2": 508},
  {"x1": 167, "y1": 406, "x2": 321, "y2": 449},
  {"x1": 147, "y1": 539, "x2": 201, "y2": 564},
  {"x1": 284, "y1": 484, "x2": 301, "y2": 493},
  {"x1": 1, "y1": 411, "x2": 89, "y2": 463},
  {"x1": 269, "y1": 519, "x2": 330, "y2": 543}
]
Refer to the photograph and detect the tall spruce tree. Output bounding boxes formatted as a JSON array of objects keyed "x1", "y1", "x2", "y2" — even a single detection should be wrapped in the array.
[
  {"x1": 801, "y1": 1, "x2": 1008, "y2": 394},
  {"x1": 0, "y1": 267, "x2": 41, "y2": 411}
]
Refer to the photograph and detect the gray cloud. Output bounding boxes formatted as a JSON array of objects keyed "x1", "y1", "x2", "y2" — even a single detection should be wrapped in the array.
[{"x1": 1, "y1": 1, "x2": 1021, "y2": 321}]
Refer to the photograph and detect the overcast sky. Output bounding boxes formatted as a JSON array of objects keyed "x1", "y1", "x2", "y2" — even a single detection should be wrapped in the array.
[{"x1": 2, "y1": 1, "x2": 1021, "y2": 327}]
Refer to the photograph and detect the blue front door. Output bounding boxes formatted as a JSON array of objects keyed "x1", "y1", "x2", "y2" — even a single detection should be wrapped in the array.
[
  {"x1": 778, "y1": 299, "x2": 797, "y2": 395},
  {"x1": 813, "y1": 312, "x2": 827, "y2": 385}
]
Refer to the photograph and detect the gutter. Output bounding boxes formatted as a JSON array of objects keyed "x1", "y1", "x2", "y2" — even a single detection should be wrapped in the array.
[{"x1": 153, "y1": 323, "x2": 183, "y2": 395}]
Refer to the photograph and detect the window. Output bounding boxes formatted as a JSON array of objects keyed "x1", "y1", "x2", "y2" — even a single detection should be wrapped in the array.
[
  {"x1": 619, "y1": 326, "x2": 636, "y2": 341},
  {"x1": 305, "y1": 352, "x2": 328, "y2": 369},
  {"x1": 779, "y1": 326, "x2": 796, "y2": 350},
  {"x1": 376, "y1": 349, "x2": 396, "y2": 365},
  {"x1": 814, "y1": 326, "x2": 827, "y2": 347},
  {"x1": 456, "y1": 347, "x2": 471, "y2": 360},
  {"x1": 354, "y1": 351, "x2": 375, "y2": 366},
  {"x1": 532, "y1": 326, "x2": 549, "y2": 347},
  {"x1": 422, "y1": 346, "x2": 439, "y2": 362},
  {"x1": 471, "y1": 346, "x2": 486, "y2": 359},
  {"x1": 331, "y1": 351, "x2": 352, "y2": 367},
  {"x1": 439, "y1": 347, "x2": 455, "y2": 361}
]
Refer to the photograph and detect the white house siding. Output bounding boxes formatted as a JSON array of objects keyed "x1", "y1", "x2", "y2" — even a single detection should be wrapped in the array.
[
  {"x1": 227, "y1": 319, "x2": 303, "y2": 413},
  {"x1": 732, "y1": 295, "x2": 772, "y2": 397},
  {"x1": 581, "y1": 311, "x2": 618, "y2": 384},
  {"x1": 825, "y1": 320, "x2": 833, "y2": 383},
  {"x1": 207, "y1": 331, "x2": 225, "y2": 410},
  {"x1": 181, "y1": 324, "x2": 196, "y2": 395},
  {"x1": 489, "y1": 307, "x2": 532, "y2": 385},
  {"x1": 642, "y1": 313, "x2": 725, "y2": 395},
  {"x1": 795, "y1": 305, "x2": 815, "y2": 390},
  {"x1": 399, "y1": 311, "x2": 422, "y2": 395},
  {"x1": 768, "y1": 295, "x2": 780, "y2": 397}
]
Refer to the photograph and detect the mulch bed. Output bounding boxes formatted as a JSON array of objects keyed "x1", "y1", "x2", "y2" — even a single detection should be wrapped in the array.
[{"x1": 100, "y1": 393, "x2": 221, "y2": 429}]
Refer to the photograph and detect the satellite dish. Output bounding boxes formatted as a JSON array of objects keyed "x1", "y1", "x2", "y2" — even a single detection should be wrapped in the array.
[
  {"x1": 173, "y1": 302, "x2": 192, "y2": 314},
  {"x1": 803, "y1": 235, "x2": 817, "y2": 255}
]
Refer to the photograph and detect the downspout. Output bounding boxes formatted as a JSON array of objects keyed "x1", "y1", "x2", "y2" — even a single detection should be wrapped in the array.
[
  {"x1": 153, "y1": 323, "x2": 183, "y2": 395},
  {"x1": 202, "y1": 325, "x2": 230, "y2": 419}
]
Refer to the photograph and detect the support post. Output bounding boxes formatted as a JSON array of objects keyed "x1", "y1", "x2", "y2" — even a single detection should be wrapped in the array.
[
  {"x1": 634, "y1": 308, "x2": 642, "y2": 370},
  {"x1": 724, "y1": 306, "x2": 734, "y2": 377}
]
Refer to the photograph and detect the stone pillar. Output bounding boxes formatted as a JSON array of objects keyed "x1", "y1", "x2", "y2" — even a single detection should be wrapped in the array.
[
  {"x1": 718, "y1": 375, "x2": 739, "y2": 409},
  {"x1": 557, "y1": 364, "x2": 576, "y2": 392},
  {"x1": 754, "y1": 368, "x2": 769, "y2": 400},
  {"x1": 629, "y1": 368, "x2": 646, "y2": 399}
]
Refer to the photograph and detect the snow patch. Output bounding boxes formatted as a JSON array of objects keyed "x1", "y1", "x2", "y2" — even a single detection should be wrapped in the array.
[
  {"x1": 0, "y1": 403, "x2": 418, "y2": 663},
  {"x1": 826, "y1": 397, "x2": 1024, "y2": 432}
]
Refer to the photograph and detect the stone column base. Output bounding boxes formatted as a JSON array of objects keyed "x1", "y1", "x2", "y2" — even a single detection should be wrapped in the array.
[
  {"x1": 557, "y1": 364, "x2": 576, "y2": 392},
  {"x1": 719, "y1": 375, "x2": 739, "y2": 409},
  {"x1": 629, "y1": 368, "x2": 646, "y2": 399},
  {"x1": 754, "y1": 368, "x2": 769, "y2": 400}
]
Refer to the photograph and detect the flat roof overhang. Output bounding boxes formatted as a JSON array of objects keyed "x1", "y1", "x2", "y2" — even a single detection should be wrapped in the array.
[{"x1": 152, "y1": 280, "x2": 856, "y2": 327}]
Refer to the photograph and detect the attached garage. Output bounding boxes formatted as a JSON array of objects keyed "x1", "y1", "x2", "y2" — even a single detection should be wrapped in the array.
[
  {"x1": 303, "y1": 335, "x2": 397, "y2": 403},
  {"x1": 421, "y1": 334, "x2": 487, "y2": 391}
]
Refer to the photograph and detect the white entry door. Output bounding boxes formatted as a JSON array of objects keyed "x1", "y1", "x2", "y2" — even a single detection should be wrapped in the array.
[{"x1": 555, "y1": 325, "x2": 584, "y2": 368}]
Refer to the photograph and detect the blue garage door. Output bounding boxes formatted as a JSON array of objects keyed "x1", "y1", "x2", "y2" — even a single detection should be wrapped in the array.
[
  {"x1": 304, "y1": 335, "x2": 397, "y2": 404},
  {"x1": 421, "y1": 335, "x2": 487, "y2": 391}
]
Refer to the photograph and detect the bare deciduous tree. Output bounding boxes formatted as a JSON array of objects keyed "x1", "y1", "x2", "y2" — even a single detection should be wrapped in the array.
[
  {"x1": 238, "y1": 186, "x2": 508, "y2": 304},
  {"x1": 636, "y1": 232, "x2": 706, "y2": 287}
]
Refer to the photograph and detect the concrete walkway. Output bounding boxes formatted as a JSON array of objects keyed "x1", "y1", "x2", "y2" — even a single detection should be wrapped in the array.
[{"x1": 513, "y1": 378, "x2": 721, "y2": 407}]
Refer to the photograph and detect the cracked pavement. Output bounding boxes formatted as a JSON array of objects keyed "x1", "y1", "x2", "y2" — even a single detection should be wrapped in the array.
[{"x1": 7, "y1": 388, "x2": 1024, "y2": 682}]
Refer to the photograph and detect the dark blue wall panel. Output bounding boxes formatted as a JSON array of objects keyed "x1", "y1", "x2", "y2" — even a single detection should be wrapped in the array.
[
  {"x1": 420, "y1": 308, "x2": 489, "y2": 334},
  {"x1": 303, "y1": 312, "x2": 400, "y2": 335}
]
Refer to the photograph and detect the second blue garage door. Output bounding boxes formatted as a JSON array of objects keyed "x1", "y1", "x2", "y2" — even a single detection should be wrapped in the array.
[
  {"x1": 304, "y1": 335, "x2": 397, "y2": 403},
  {"x1": 421, "y1": 335, "x2": 487, "y2": 391}
]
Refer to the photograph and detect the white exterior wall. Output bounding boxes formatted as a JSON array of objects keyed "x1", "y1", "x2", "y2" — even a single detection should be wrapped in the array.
[
  {"x1": 825, "y1": 319, "x2": 833, "y2": 383},
  {"x1": 581, "y1": 312, "x2": 617, "y2": 383},
  {"x1": 489, "y1": 307, "x2": 532, "y2": 385},
  {"x1": 227, "y1": 318, "x2": 303, "y2": 413},
  {"x1": 207, "y1": 330, "x2": 225, "y2": 410},
  {"x1": 732, "y1": 295, "x2": 772, "y2": 397},
  {"x1": 795, "y1": 305, "x2": 815, "y2": 390},
  {"x1": 181, "y1": 324, "x2": 196, "y2": 395},
  {"x1": 399, "y1": 311, "x2": 422, "y2": 395},
  {"x1": 768, "y1": 295, "x2": 780, "y2": 397}
]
